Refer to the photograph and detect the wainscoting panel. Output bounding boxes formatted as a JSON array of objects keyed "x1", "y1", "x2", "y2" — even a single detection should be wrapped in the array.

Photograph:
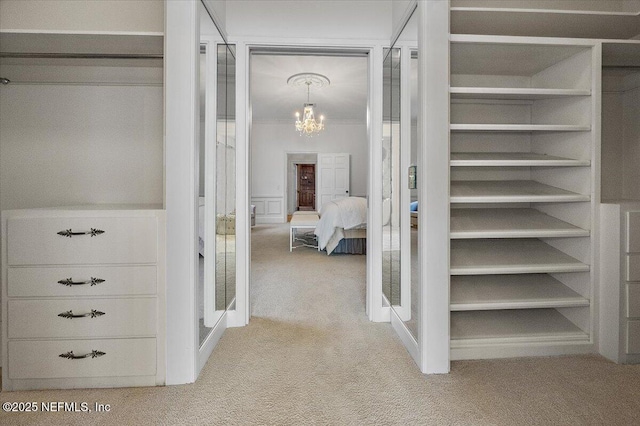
[{"x1": 251, "y1": 196, "x2": 285, "y2": 224}]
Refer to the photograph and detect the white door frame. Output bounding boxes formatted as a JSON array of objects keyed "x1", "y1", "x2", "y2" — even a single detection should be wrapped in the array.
[
  {"x1": 165, "y1": 1, "x2": 450, "y2": 384},
  {"x1": 233, "y1": 40, "x2": 387, "y2": 328},
  {"x1": 385, "y1": 0, "x2": 451, "y2": 375},
  {"x1": 165, "y1": 0, "x2": 233, "y2": 385}
]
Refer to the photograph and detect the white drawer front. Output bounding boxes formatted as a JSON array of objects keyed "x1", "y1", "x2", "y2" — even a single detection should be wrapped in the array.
[
  {"x1": 8, "y1": 298, "x2": 157, "y2": 339},
  {"x1": 627, "y1": 254, "x2": 640, "y2": 281},
  {"x1": 7, "y1": 217, "x2": 157, "y2": 266},
  {"x1": 8, "y1": 338, "x2": 156, "y2": 379},
  {"x1": 8, "y1": 266, "x2": 157, "y2": 297},
  {"x1": 628, "y1": 212, "x2": 640, "y2": 253},
  {"x1": 626, "y1": 321, "x2": 640, "y2": 354},
  {"x1": 628, "y1": 284, "x2": 640, "y2": 318}
]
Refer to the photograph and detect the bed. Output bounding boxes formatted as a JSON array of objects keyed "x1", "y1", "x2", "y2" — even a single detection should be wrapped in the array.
[
  {"x1": 314, "y1": 197, "x2": 368, "y2": 255},
  {"x1": 410, "y1": 201, "x2": 418, "y2": 228}
]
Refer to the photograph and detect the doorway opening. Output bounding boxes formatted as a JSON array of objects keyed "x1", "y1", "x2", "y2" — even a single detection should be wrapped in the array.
[
  {"x1": 296, "y1": 163, "x2": 316, "y2": 211},
  {"x1": 285, "y1": 153, "x2": 318, "y2": 220},
  {"x1": 249, "y1": 48, "x2": 370, "y2": 320}
]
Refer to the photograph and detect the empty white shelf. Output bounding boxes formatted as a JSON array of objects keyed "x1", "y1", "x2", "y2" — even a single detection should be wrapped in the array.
[
  {"x1": 450, "y1": 239, "x2": 589, "y2": 275},
  {"x1": 450, "y1": 309, "x2": 589, "y2": 344},
  {"x1": 450, "y1": 152, "x2": 590, "y2": 167},
  {"x1": 450, "y1": 180, "x2": 590, "y2": 204},
  {"x1": 450, "y1": 208, "x2": 590, "y2": 239},
  {"x1": 450, "y1": 8, "x2": 640, "y2": 40},
  {"x1": 450, "y1": 124, "x2": 591, "y2": 132},
  {"x1": 450, "y1": 87, "x2": 591, "y2": 100},
  {"x1": 450, "y1": 41, "x2": 589, "y2": 77},
  {"x1": 450, "y1": 274, "x2": 589, "y2": 311}
]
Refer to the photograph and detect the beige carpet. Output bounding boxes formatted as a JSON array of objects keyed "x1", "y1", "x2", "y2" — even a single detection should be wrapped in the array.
[{"x1": 2, "y1": 223, "x2": 640, "y2": 425}]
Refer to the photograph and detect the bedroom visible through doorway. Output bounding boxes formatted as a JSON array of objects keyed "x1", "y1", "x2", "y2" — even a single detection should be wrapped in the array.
[{"x1": 249, "y1": 49, "x2": 370, "y2": 320}]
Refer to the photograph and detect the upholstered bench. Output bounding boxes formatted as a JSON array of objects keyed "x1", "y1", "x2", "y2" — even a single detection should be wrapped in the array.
[{"x1": 289, "y1": 214, "x2": 320, "y2": 251}]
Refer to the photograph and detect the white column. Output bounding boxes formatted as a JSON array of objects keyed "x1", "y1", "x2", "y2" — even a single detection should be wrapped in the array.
[
  {"x1": 165, "y1": 0, "x2": 199, "y2": 384},
  {"x1": 368, "y1": 45, "x2": 386, "y2": 322},
  {"x1": 227, "y1": 41, "x2": 250, "y2": 327},
  {"x1": 418, "y1": 0, "x2": 450, "y2": 374}
]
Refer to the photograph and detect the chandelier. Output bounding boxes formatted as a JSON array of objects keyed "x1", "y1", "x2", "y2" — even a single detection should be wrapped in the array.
[{"x1": 287, "y1": 73, "x2": 330, "y2": 137}]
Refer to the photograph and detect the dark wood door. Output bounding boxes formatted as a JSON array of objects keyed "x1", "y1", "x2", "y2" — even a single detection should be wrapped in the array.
[{"x1": 297, "y1": 164, "x2": 316, "y2": 211}]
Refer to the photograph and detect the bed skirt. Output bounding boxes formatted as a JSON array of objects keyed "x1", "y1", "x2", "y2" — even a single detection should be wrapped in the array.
[{"x1": 332, "y1": 238, "x2": 366, "y2": 254}]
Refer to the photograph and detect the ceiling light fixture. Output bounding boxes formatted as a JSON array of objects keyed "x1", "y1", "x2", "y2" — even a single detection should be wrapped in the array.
[{"x1": 287, "y1": 72, "x2": 330, "y2": 137}]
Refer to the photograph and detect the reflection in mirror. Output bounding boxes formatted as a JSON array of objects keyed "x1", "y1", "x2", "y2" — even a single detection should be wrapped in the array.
[
  {"x1": 199, "y1": 0, "x2": 227, "y2": 347},
  {"x1": 214, "y1": 44, "x2": 237, "y2": 312},
  {"x1": 226, "y1": 45, "x2": 236, "y2": 309},
  {"x1": 382, "y1": 48, "x2": 401, "y2": 307},
  {"x1": 408, "y1": 49, "x2": 418, "y2": 339},
  {"x1": 198, "y1": 42, "x2": 210, "y2": 346},
  {"x1": 216, "y1": 44, "x2": 228, "y2": 311},
  {"x1": 386, "y1": 6, "x2": 418, "y2": 342}
]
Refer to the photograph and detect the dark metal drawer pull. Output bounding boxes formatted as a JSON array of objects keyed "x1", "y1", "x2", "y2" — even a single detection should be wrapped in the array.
[
  {"x1": 57, "y1": 228, "x2": 105, "y2": 238},
  {"x1": 59, "y1": 350, "x2": 106, "y2": 360},
  {"x1": 58, "y1": 309, "x2": 105, "y2": 319},
  {"x1": 58, "y1": 277, "x2": 105, "y2": 286}
]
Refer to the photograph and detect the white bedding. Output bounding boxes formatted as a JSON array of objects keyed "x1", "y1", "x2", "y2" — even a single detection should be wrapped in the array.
[{"x1": 315, "y1": 197, "x2": 367, "y2": 254}]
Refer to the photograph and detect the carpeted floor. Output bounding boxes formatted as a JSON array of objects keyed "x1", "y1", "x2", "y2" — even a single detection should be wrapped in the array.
[{"x1": 2, "y1": 223, "x2": 640, "y2": 425}]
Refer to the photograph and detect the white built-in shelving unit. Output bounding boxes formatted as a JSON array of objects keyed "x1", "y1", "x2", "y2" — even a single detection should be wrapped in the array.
[
  {"x1": 449, "y1": 36, "x2": 598, "y2": 360},
  {"x1": 0, "y1": 4, "x2": 165, "y2": 387}
]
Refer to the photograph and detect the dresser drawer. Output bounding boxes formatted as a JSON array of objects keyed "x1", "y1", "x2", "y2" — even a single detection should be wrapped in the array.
[
  {"x1": 8, "y1": 266, "x2": 157, "y2": 297},
  {"x1": 628, "y1": 284, "x2": 640, "y2": 318},
  {"x1": 8, "y1": 298, "x2": 157, "y2": 339},
  {"x1": 8, "y1": 338, "x2": 156, "y2": 379},
  {"x1": 628, "y1": 212, "x2": 640, "y2": 253},
  {"x1": 7, "y1": 217, "x2": 157, "y2": 266},
  {"x1": 627, "y1": 254, "x2": 640, "y2": 281},
  {"x1": 626, "y1": 321, "x2": 640, "y2": 354}
]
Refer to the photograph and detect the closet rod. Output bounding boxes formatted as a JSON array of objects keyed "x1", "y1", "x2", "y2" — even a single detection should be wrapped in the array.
[{"x1": 0, "y1": 53, "x2": 163, "y2": 60}]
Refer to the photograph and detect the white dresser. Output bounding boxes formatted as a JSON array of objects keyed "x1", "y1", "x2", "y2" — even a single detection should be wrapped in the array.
[
  {"x1": 600, "y1": 202, "x2": 640, "y2": 364},
  {"x1": 1, "y1": 206, "x2": 165, "y2": 390}
]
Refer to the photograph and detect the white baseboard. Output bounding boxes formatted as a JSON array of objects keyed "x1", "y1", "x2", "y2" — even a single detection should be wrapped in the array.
[
  {"x1": 391, "y1": 308, "x2": 420, "y2": 367},
  {"x1": 197, "y1": 311, "x2": 227, "y2": 377}
]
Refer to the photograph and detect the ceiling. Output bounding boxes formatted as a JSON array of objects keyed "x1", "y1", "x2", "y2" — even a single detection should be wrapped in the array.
[{"x1": 250, "y1": 54, "x2": 368, "y2": 122}]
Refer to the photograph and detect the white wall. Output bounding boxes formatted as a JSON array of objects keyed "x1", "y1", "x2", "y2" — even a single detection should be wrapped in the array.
[
  {"x1": 601, "y1": 73, "x2": 625, "y2": 201},
  {"x1": 251, "y1": 120, "x2": 367, "y2": 222},
  {"x1": 602, "y1": 71, "x2": 640, "y2": 201},
  {"x1": 0, "y1": 0, "x2": 164, "y2": 33},
  {"x1": 226, "y1": 0, "x2": 391, "y2": 40},
  {"x1": 0, "y1": 69, "x2": 164, "y2": 211}
]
